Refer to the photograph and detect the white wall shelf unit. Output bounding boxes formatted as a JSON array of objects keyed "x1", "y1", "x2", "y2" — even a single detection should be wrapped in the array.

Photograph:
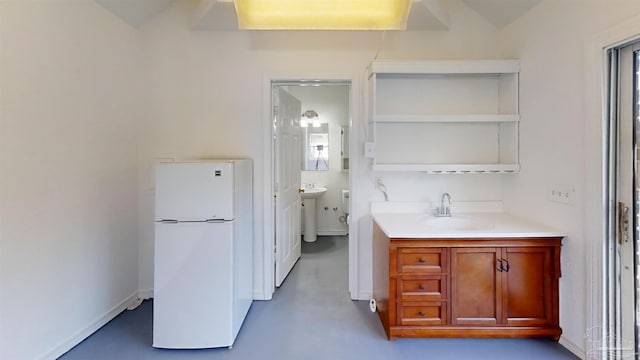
[{"x1": 366, "y1": 60, "x2": 520, "y2": 174}]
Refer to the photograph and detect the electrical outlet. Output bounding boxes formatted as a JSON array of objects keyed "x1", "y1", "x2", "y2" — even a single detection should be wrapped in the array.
[
  {"x1": 364, "y1": 142, "x2": 375, "y2": 158},
  {"x1": 547, "y1": 185, "x2": 575, "y2": 205}
]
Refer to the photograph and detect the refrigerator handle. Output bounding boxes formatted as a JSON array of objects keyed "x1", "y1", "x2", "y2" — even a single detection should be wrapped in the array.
[
  {"x1": 205, "y1": 219, "x2": 226, "y2": 223},
  {"x1": 159, "y1": 219, "x2": 179, "y2": 224}
]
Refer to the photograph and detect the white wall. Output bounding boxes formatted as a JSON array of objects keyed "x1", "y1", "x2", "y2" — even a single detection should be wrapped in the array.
[
  {"x1": 499, "y1": 1, "x2": 640, "y2": 357},
  {"x1": 137, "y1": 0, "x2": 504, "y2": 300},
  {"x1": 0, "y1": 1, "x2": 143, "y2": 358},
  {"x1": 288, "y1": 85, "x2": 350, "y2": 236}
]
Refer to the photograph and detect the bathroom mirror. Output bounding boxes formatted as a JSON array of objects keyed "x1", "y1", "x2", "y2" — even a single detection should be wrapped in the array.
[
  {"x1": 341, "y1": 126, "x2": 349, "y2": 171},
  {"x1": 303, "y1": 123, "x2": 329, "y2": 171}
]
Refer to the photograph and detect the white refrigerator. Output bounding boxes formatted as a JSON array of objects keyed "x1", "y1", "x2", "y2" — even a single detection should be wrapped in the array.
[{"x1": 153, "y1": 160, "x2": 253, "y2": 349}]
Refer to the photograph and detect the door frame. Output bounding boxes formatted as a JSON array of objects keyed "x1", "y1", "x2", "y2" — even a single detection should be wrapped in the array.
[
  {"x1": 261, "y1": 73, "x2": 360, "y2": 300},
  {"x1": 615, "y1": 41, "x2": 639, "y2": 356},
  {"x1": 586, "y1": 15, "x2": 640, "y2": 359}
]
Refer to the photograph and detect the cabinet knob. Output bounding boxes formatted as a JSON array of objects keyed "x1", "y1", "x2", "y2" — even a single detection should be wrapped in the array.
[
  {"x1": 417, "y1": 258, "x2": 426, "y2": 263},
  {"x1": 418, "y1": 284, "x2": 425, "y2": 290},
  {"x1": 417, "y1": 311, "x2": 426, "y2": 317}
]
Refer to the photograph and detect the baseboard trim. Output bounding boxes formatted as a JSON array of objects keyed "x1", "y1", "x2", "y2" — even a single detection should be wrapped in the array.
[
  {"x1": 38, "y1": 291, "x2": 138, "y2": 360},
  {"x1": 253, "y1": 289, "x2": 268, "y2": 300},
  {"x1": 316, "y1": 230, "x2": 349, "y2": 236},
  {"x1": 559, "y1": 335, "x2": 586, "y2": 359},
  {"x1": 138, "y1": 288, "x2": 154, "y2": 300},
  {"x1": 138, "y1": 288, "x2": 268, "y2": 301}
]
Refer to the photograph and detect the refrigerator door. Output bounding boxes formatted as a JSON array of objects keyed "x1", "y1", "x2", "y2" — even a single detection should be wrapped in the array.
[
  {"x1": 155, "y1": 162, "x2": 234, "y2": 221},
  {"x1": 153, "y1": 221, "x2": 233, "y2": 349}
]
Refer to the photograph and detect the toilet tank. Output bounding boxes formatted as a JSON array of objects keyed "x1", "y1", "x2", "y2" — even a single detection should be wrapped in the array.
[{"x1": 341, "y1": 189, "x2": 350, "y2": 213}]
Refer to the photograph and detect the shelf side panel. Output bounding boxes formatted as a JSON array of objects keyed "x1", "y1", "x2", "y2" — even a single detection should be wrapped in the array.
[
  {"x1": 498, "y1": 73, "x2": 518, "y2": 114},
  {"x1": 499, "y1": 122, "x2": 519, "y2": 164}
]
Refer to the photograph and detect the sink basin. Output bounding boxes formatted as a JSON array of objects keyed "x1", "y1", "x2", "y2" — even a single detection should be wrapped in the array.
[
  {"x1": 423, "y1": 215, "x2": 494, "y2": 232},
  {"x1": 301, "y1": 187, "x2": 327, "y2": 199},
  {"x1": 300, "y1": 187, "x2": 327, "y2": 242}
]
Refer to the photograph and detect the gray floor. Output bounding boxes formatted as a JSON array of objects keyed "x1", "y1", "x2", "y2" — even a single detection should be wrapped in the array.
[{"x1": 60, "y1": 236, "x2": 579, "y2": 360}]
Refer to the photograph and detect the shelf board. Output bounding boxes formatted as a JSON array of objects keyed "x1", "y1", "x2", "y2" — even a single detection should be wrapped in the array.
[
  {"x1": 373, "y1": 114, "x2": 520, "y2": 124},
  {"x1": 372, "y1": 163, "x2": 520, "y2": 174},
  {"x1": 368, "y1": 60, "x2": 520, "y2": 76}
]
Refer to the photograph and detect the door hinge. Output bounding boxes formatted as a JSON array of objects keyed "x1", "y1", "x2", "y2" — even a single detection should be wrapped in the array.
[{"x1": 273, "y1": 105, "x2": 279, "y2": 117}]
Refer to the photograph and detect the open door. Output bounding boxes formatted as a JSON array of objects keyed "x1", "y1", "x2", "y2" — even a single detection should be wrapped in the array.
[{"x1": 274, "y1": 87, "x2": 303, "y2": 287}]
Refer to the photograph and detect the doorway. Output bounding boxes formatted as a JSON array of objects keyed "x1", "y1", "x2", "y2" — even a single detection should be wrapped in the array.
[{"x1": 269, "y1": 80, "x2": 352, "y2": 295}]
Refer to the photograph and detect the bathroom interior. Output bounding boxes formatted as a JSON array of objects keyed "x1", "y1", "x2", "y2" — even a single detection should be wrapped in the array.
[{"x1": 280, "y1": 83, "x2": 351, "y2": 251}]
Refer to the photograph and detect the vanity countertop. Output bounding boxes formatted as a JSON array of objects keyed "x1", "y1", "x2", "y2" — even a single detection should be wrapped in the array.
[{"x1": 372, "y1": 211, "x2": 565, "y2": 239}]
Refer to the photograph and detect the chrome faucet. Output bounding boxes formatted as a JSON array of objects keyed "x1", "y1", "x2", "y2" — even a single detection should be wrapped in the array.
[{"x1": 435, "y1": 192, "x2": 452, "y2": 217}]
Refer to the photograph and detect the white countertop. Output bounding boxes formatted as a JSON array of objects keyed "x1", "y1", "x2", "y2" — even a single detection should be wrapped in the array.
[{"x1": 372, "y1": 212, "x2": 565, "y2": 239}]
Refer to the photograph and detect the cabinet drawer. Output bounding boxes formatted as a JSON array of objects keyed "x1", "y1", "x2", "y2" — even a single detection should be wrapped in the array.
[
  {"x1": 398, "y1": 276, "x2": 447, "y2": 302},
  {"x1": 398, "y1": 248, "x2": 447, "y2": 274},
  {"x1": 397, "y1": 303, "x2": 447, "y2": 326}
]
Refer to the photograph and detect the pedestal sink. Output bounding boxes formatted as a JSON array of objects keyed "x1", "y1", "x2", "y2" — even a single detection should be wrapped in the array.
[{"x1": 301, "y1": 187, "x2": 327, "y2": 242}]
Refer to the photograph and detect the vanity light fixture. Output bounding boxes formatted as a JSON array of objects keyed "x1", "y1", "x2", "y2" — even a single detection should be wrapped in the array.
[
  {"x1": 233, "y1": 0, "x2": 412, "y2": 30},
  {"x1": 302, "y1": 110, "x2": 321, "y2": 128}
]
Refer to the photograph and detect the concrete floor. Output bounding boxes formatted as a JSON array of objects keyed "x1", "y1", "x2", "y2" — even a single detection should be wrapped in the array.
[{"x1": 60, "y1": 236, "x2": 579, "y2": 359}]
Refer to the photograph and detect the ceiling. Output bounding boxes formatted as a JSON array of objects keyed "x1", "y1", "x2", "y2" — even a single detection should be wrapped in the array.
[
  {"x1": 460, "y1": 0, "x2": 541, "y2": 28},
  {"x1": 94, "y1": 0, "x2": 176, "y2": 27},
  {"x1": 94, "y1": 0, "x2": 541, "y2": 30}
]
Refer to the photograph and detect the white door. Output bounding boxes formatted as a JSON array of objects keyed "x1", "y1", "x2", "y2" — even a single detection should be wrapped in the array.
[
  {"x1": 274, "y1": 87, "x2": 303, "y2": 287},
  {"x1": 616, "y1": 42, "x2": 639, "y2": 355}
]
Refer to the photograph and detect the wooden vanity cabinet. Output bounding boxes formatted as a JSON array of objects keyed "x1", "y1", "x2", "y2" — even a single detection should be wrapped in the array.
[
  {"x1": 451, "y1": 246, "x2": 556, "y2": 327},
  {"x1": 373, "y1": 222, "x2": 562, "y2": 341}
]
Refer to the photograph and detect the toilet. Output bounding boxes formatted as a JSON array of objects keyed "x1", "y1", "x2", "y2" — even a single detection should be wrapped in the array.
[{"x1": 341, "y1": 189, "x2": 350, "y2": 224}]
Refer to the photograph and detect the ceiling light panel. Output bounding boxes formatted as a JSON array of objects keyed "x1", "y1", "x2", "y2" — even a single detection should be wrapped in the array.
[{"x1": 234, "y1": 0, "x2": 412, "y2": 30}]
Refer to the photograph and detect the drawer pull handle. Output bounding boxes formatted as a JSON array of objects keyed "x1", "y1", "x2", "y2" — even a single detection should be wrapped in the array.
[
  {"x1": 418, "y1": 284, "x2": 425, "y2": 290},
  {"x1": 417, "y1": 311, "x2": 426, "y2": 317},
  {"x1": 417, "y1": 258, "x2": 426, "y2": 263}
]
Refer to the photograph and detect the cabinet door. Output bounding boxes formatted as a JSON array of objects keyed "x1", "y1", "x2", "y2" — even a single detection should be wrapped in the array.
[
  {"x1": 451, "y1": 248, "x2": 502, "y2": 326},
  {"x1": 501, "y1": 247, "x2": 553, "y2": 326}
]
